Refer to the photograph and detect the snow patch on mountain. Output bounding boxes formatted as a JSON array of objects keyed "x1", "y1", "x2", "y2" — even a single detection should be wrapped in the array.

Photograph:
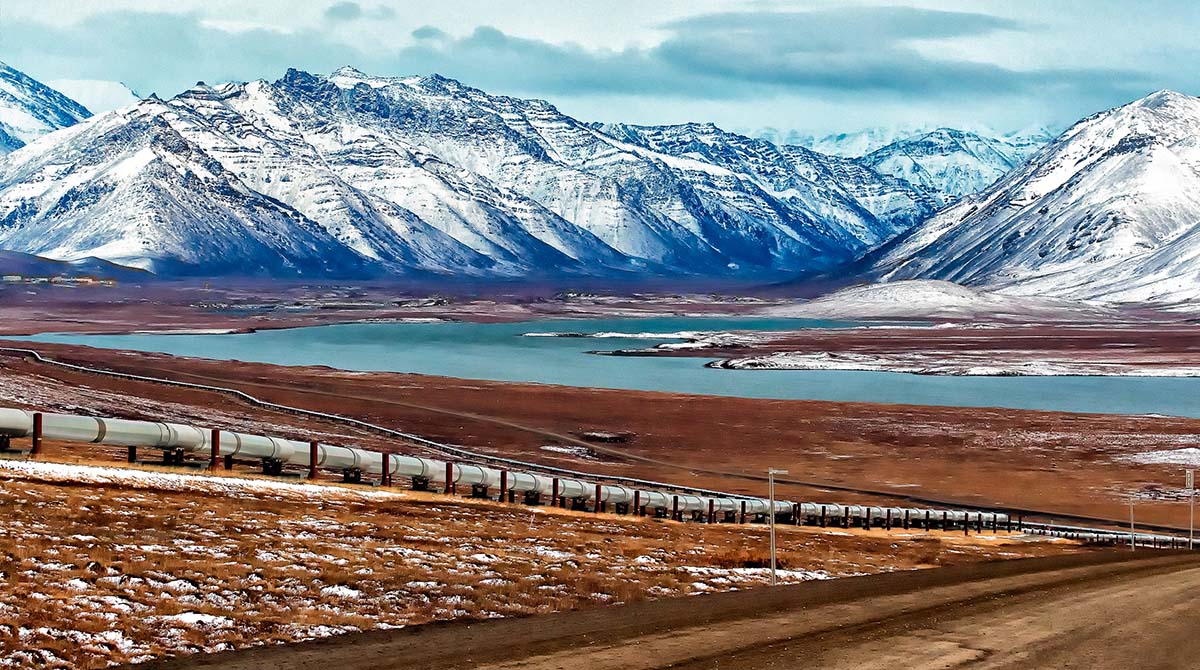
[
  {"x1": 786, "y1": 126, "x2": 932, "y2": 158},
  {"x1": 763, "y1": 280, "x2": 1110, "y2": 320},
  {"x1": 0, "y1": 61, "x2": 91, "y2": 155},
  {"x1": 867, "y1": 90, "x2": 1200, "y2": 306},
  {"x1": 0, "y1": 67, "x2": 942, "y2": 278},
  {"x1": 859, "y1": 128, "x2": 1052, "y2": 203}
]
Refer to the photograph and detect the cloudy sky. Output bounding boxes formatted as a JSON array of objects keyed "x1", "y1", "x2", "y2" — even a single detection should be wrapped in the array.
[{"x1": 1, "y1": 0, "x2": 1195, "y2": 136}]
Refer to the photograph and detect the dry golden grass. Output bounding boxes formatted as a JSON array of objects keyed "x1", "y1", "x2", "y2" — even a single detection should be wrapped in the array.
[{"x1": 0, "y1": 456, "x2": 1083, "y2": 669}]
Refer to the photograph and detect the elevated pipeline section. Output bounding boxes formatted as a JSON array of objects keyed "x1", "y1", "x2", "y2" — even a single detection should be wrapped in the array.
[
  {"x1": 0, "y1": 347, "x2": 1189, "y2": 546},
  {"x1": 2, "y1": 406, "x2": 1191, "y2": 546},
  {"x1": 0, "y1": 406, "x2": 995, "y2": 526}
]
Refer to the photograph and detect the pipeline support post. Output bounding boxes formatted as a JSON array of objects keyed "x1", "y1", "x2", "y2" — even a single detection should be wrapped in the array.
[
  {"x1": 308, "y1": 440, "x2": 319, "y2": 480},
  {"x1": 209, "y1": 428, "x2": 220, "y2": 471},
  {"x1": 740, "y1": 500, "x2": 747, "y2": 524},
  {"x1": 381, "y1": 452, "x2": 391, "y2": 487},
  {"x1": 594, "y1": 483, "x2": 603, "y2": 513},
  {"x1": 30, "y1": 412, "x2": 42, "y2": 457},
  {"x1": 127, "y1": 445, "x2": 137, "y2": 463},
  {"x1": 672, "y1": 495, "x2": 680, "y2": 522},
  {"x1": 499, "y1": 470, "x2": 508, "y2": 502},
  {"x1": 444, "y1": 461, "x2": 455, "y2": 494},
  {"x1": 709, "y1": 499, "x2": 716, "y2": 524},
  {"x1": 551, "y1": 478, "x2": 560, "y2": 507},
  {"x1": 633, "y1": 490, "x2": 641, "y2": 516}
]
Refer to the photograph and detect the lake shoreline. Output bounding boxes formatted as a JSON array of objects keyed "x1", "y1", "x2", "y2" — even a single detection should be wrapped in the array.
[
  {"x1": 9, "y1": 315, "x2": 1200, "y2": 417},
  {"x1": 4, "y1": 341, "x2": 1200, "y2": 529}
]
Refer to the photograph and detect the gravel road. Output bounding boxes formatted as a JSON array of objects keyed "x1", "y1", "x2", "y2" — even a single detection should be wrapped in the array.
[{"x1": 131, "y1": 551, "x2": 1200, "y2": 670}]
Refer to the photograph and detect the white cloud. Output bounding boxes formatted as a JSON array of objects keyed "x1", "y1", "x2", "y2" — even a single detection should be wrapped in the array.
[
  {"x1": 4, "y1": 0, "x2": 1198, "y2": 135},
  {"x1": 46, "y1": 79, "x2": 141, "y2": 113}
]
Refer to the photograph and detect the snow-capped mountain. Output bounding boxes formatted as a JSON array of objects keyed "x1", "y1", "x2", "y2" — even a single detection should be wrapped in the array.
[
  {"x1": 749, "y1": 127, "x2": 814, "y2": 150},
  {"x1": 0, "y1": 67, "x2": 938, "y2": 278},
  {"x1": 866, "y1": 90, "x2": 1200, "y2": 305},
  {"x1": 0, "y1": 61, "x2": 91, "y2": 155},
  {"x1": 0, "y1": 103, "x2": 378, "y2": 276},
  {"x1": 777, "y1": 126, "x2": 926, "y2": 158},
  {"x1": 597, "y1": 122, "x2": 937, "y2": 249},
  {"x1": 858, "y1": 128, "x2": 1053, "y2": 203}
]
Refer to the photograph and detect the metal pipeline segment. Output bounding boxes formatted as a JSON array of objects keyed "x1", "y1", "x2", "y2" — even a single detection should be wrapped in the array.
[
  {"x1": 0, "y1": 410, "x2": 208, "y2": 449},
  {"x1": 0, "y1": 408, "x2": 1012, "y2": 525}
]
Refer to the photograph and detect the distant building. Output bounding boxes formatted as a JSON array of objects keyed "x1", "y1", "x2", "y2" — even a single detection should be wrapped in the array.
[{"x1": 0, "y1": 274, "x2": 116, "y2": 286}]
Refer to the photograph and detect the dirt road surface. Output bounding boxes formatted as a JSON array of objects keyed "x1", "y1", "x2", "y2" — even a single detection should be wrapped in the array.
[{"x1": 132, "y1": 551, "x2": 1200, "y2": 670}]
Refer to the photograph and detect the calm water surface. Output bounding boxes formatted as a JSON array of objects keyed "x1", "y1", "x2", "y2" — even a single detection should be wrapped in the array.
[{"x1": 17, "y1": 316, "x2": 1200, "y2": 418}]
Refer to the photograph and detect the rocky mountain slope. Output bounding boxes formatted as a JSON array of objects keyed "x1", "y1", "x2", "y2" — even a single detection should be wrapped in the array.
[
  {"x1": 0, "y1": 67, "x2": 936, "y2": 278},
  {"x1": 859, "y1": 128, "x2": 1053, "y2": 203},
  {"x1": 0, "y1": 61, "x2": 91, "y2": 155},
  {"x1": 866, "y1": 90, "x2": 1200, "y2": 306},
  {"x1": 598, "y1": 122, "x2": 937, "y2": 247}
]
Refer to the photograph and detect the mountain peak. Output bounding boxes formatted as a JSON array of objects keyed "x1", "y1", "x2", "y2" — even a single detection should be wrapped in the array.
[
  {"x1": 858, "y1": 126, "x2": 1046, "y2": 203},
  {"x1": 866, "y1": 88, "x2": 1200, "y2": 305},
  {"x1": 331, "y1": 65, "x2": 368, "y2": 78},
  {"x1": 1131, "y1": 89, "x2": 1194, "y2": 110}
]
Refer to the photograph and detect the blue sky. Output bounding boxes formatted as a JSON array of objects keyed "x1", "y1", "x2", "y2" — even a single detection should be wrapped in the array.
[{"x1": 1, "y1": 0, "x2": 1195, "y2": 135}]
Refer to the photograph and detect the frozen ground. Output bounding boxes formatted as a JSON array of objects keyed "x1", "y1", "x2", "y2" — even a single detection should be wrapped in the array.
[
  {"x1": 713, "y1": 350, "x2": 1200, "y2": 377},
  {"x1": 0, "y1": 459, "x2": 1072, "y2": 669}
]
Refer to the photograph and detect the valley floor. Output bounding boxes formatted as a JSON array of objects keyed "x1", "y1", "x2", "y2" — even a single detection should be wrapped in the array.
[
  {"x1": 2, "y1": 288, "x2": 1197, "y2": 668},
  {"x1": 0, "y1": 438, "x2": 1066, "y2": 668},
  {"x1": 2, "y1": 341, "x2": 1198, "y2": 530},
  {"x1": 0, "y1": 283, "x2": 776, "y2": 336},
  {"x1": 608, "y1": 320, "x2": 1200, "y2": 377}
]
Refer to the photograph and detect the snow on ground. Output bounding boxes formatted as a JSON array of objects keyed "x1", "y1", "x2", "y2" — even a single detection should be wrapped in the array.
[
  {"x1": 127, "y1": 328, "x2": 244, "y2": 335},
  {"x1": 1121, "y1": 447, "x2": 1200, "y2": 466},
  {"x1": 714, "y1": 350, "x2": 1200, "y2": 377},
  {"x1": 0, "y1": 456, "x2": 1067, "y2": 669},
  {"x1": 539, "y1": 444, "x2": 599, "y2": 460},
  {"x1": 762, "y1": 280, "x2": 1113, "y2": 321},
  {"x1": 523, "y1": 330, "x2": 704, "y2": 339},
  {"x1": 0, "y1": 459, "x2": 407, "y2": 502}
]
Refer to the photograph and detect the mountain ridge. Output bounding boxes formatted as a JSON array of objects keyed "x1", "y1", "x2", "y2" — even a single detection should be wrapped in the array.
[
  {"x1": 864, "y1": 88, "x2": 1200, "y2": 305},
  {"x1": 0, "y1": 60, "x2": 92, "y2": 156},
  {"x1": 0, "y1": 66, "x2": 938, "y2": 279}
]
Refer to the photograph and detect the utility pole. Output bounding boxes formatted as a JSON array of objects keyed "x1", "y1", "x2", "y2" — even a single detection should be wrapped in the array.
[
  {"x1": 1129, "y1": 496, "x2": 1136, "y2": 551},
  {"x1": 768, "y1": 468, "x2": 788, "y2": 586},
  {"x1": 1188, "y1": 470, "x2": 1195, "y2": 550}
]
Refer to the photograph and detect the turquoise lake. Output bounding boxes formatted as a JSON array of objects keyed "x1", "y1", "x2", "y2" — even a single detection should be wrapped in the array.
[{"x1": 16, "y1": 316, "x2": 1200, "y2": 417}]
